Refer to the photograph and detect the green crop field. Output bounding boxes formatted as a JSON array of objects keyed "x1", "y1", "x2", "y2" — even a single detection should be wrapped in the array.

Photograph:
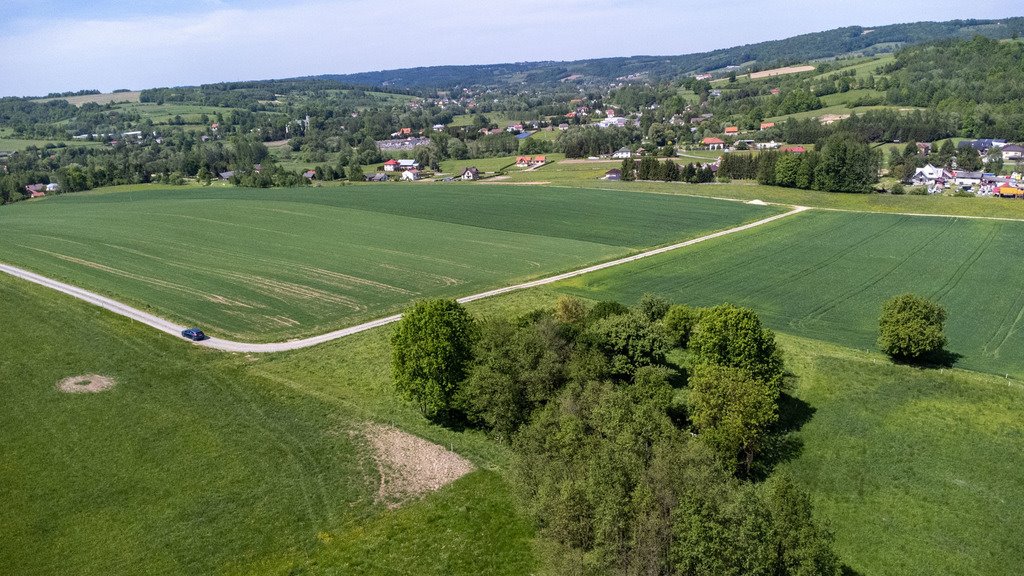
[
  {"x1": 558, "y1": 209, "x2": 1024, "y2": 378},
  {"x1": 0, "y1": 184, "x2": 779, "y2": 341}
]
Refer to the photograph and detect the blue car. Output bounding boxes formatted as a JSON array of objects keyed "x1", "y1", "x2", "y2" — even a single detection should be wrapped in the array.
[{"x1": 181, "y1": 328, "x2": 207, "y2": 341}]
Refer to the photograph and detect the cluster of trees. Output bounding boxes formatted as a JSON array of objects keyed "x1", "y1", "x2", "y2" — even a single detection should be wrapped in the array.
[
  {"x1": 624, "y1": 157, "x2": 715, "y2": 183},
  {"x1": 391, "y1": 296, "x2": 841, "y2": 575},
  {"x1": 556, "y1": 126, "x2": 640, "y2": 158},
  {"x1": 719, "y1": 133, "x2": 880, "y2": 193},
  {"x1": 0, "y1": 133, "x2": 315, "y2": 202}
]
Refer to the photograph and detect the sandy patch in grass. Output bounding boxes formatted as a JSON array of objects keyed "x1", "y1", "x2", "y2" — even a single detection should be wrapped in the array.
[
  {"x1": 364, "y1": 424, "x2": 475, "y2": 508},
  {"x1": 57, "y1": 374, "x2": 115, "y2": 394}
]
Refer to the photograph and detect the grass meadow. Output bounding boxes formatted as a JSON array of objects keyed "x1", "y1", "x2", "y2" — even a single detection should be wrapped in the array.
[
  {"x1": 0, "y1": 184, "x2": 779, "y2": 340},
  {"x1": 557, "y1": 209, "x2": 1024, "y2": 378},
  {"x1": 0, "y1": 273, "x2": 535, "y2": 576},
  {"x1": 3, "y1": 269, "x2": 1020, "y2": 575}
]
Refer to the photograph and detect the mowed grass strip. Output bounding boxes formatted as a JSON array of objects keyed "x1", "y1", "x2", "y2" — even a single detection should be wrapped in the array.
[
  {"x1": 558, "y1": 209, "x2": 1024, "y2": 378},
  {"x1": 0, "y1": 185, "x2": 779, "y2": 340}
]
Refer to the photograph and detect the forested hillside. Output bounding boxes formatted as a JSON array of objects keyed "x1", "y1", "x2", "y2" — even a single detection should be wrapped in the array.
[{"x1": 322, "y1": 18, "x2": 1024, "y2": 88}]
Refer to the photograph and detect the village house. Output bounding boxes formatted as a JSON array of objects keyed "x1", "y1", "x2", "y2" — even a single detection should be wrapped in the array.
[
  {"x1": 759, "y1": 122, "x2": 775, "y2": 131},
  {"x1": 602, "y1": 168, "x2": 622, "y2": 181},
  {"x1": 724, "y1": 126, "x2": 739, "y2": 135},
  {"x1": 780, "y1": 146, "x2": 806, "y2": 153},
  {"x1": 460, "y1": 167, "x2": 480, "y2": 180},
  {"x1": 303, "y1": 170, "x2": 316, "y2": 180},
  {"x1": 1001, "y1": 144, "x2": 1024, "y2": 162},
  {"x1": 909, "y1": 164, "x2": 953, "y2": 188},
  {"x1": 958, "y1": 139, "x2": 1006, "y2": 154},
  {"x1": 401, "y1": 169, "x2": 420, "y2": 181},
  {"x1": 612, "y1": 147, "x2": 633, "y2": 159},
  {"x1": 701, "y1": 137, "x2": 725, "y2": 150},
  {"x1": 25, "y1": 183, "x2": 46, "y2": 197}
]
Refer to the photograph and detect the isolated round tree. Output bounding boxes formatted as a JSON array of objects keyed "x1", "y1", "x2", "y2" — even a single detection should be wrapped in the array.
[
  {"x1": 391, "y1": 299, "x2": 475, "y2": 419},
  {"x1": 877, "y1": 294, "x2": 947, "y2": 362}
]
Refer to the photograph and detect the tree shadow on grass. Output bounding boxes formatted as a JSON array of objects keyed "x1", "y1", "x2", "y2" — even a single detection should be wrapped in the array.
[
  {"x1": 750, "y1": 392, "x2": 816, "y2": 481},
  {"x1": 841, "y1": 565, "x2": 865, "y2": 576},
  {"x1": 891, "y1": 348, "x2": 962, "y2": 370}
]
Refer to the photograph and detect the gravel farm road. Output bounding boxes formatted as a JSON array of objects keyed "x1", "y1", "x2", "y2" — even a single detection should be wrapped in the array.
[{"x1": 0, "y1": 205, "x2": 808, "y2": 353}]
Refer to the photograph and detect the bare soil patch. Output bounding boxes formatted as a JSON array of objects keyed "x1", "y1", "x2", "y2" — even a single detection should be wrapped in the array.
[
  {"x1": 486, "y1": 181, "x2": 551, "y2": 186},
  {"x1": 363, "y1": 424, "x2": 475, "y2": 508},
  {"x1": 749, "y1": 65, "x2": 815, "y2": 79},
  {"x1": 57, "y1": 374, "x2": 115, "y2": 394}
]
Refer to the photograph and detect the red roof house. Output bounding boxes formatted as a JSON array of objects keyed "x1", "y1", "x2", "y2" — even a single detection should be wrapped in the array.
[
  {"x1": 724, "y1": 126, "x2": 739, "y2": 134},
  {"x1": 781, "y1": 146, "x2": 806, "y2": 153},
  {"x1": 760, "y1": 122, "x2": 776, "y2": 130},
  {"x1": 383, "y1": 159, "x2": 400, "y2": 172}
]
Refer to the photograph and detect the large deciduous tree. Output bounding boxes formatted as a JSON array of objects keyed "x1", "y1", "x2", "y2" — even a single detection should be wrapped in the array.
[
  {"x1": 688, "y1": 363, "x2": 779, "y2": 474},
  {"x1": 689, "y1": 304, "x2": 784, "y2": 388},
  {"x1": 877, "y1": 293, "x2": 948, "y2": 363},
  {"x1": 390, "y1": 299, "x2": 475, "y2": 420}
]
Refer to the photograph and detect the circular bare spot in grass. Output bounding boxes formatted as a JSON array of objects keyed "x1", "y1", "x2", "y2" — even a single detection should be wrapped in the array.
[{"x1": 57, "y1": 374, "x2": 115, "y2": 394}]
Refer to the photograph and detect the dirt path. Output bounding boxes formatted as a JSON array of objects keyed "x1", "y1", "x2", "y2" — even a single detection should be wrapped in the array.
[{"x1": 0, "y1": 206, "x2": 808, "y2": 353}]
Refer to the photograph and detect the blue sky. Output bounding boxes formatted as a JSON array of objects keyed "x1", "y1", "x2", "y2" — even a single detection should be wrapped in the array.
[{"x1": 2, "y1": 0, "x2": 1022, "y2": 96}]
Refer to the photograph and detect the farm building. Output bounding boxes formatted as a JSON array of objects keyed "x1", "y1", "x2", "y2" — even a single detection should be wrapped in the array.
[
  {"x1": 953, "y1": 170, "x2": 983, "y2": 188},
  {"x1": 382, "y1": 159, "x2": 400, "y2": 172},
  {"x1": 401, "y1": 169, "x2": 420, "y2": 181},
  {"x1": 303, "y1": 170, "x2": 316, "y2": 180},
  {"x1": 759, "y1": 122, "x2": 775, "y2": 130},
  {"x1": 602, "y1": 169, "x2": 622, "y2": 181},
  {"x1": 460, "y1": 167, "x2": 480, "y2": 180}
]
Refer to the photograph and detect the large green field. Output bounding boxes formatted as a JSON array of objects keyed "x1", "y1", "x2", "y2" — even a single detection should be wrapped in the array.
[
  {"x1": 0, "y1": 272, "x2": 534, "y2": 576},
  {"x1": 0, "y1": 185, "x2": 780, "y2": 341},
  {"x1": 558, "y1": 209, "x2": 1024, "y2": 378},
  {"x1": 5, "y1": 271, "x2": 1021, "y2": 575}
]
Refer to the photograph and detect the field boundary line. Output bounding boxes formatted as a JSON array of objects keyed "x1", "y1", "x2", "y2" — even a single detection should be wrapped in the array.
[
  {"x1": 811, "y1": 205, "x2": 1024, "y2": 223},
  {"x1": 0, "y1": 206, "x2": 807, "y2": 353}
]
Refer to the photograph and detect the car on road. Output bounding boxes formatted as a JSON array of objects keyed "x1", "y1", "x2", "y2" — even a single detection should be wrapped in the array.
[{"x1": 181, "y1": 328, "x2": 207, "y2": 341}]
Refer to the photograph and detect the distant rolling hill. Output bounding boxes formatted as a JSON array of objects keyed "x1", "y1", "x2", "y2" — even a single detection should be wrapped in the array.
[{"x1": 314, "y1": 17, "x2": 1024, "y2": 89}]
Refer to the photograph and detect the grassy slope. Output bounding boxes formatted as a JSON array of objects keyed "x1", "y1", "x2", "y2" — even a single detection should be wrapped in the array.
[
  {"x1": 557, "y1": 209, "x2": 1024, "y2": 378},
  {"x1": 781, "y1": 335, "x2": 1024, "y2": 576},
  {"x1": 0, "y1": 185, "x2": 778, "y2": 341},
  {"x1": 0, "y1": 273, "x2": 535, "y2": 575}
]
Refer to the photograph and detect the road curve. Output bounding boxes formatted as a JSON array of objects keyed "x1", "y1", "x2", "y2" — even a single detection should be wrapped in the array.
[{"x1": 0, "y1": 205, "x2": 808, "y2": 353}]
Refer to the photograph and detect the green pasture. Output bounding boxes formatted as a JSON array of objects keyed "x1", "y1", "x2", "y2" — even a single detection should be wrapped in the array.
[
  {"x1": 448, "y1": 113, "x2": 518, "y2": 128},
  {"x1": 0, "y1": 271, "x2": 533, "y2": 576},
  {"x1": 437, "y1": 155, "x2": 515, "y2": 174},
  {"x1": 0, "y1": 184, "x2": 779, "y2": 340},
  {"x1": 558, "y1": 209, "x2": 1024, "y2": 378},
  {"x1": 812, "y1": 54, "x2": 894, "y2": 81},
  {"x1": 0, "y1": 138, "x2": 103, "y2": 151},
  {"x1": 780, "y1": 335, "x2": 1024, "y2": 576}
]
